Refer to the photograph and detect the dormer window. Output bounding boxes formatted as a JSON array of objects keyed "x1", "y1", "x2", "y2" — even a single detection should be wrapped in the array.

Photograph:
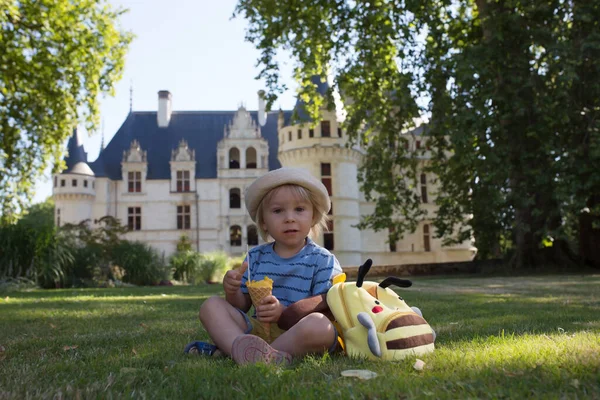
[
  {"x1": 177, "y1": 171, "x2": 190, "y2": 192},
  {"x1": 246, "y1": 147, "x2": 257, "y2": 169},
  {"x1": 170, "y1": 139, "x2": 196, "y2": 193},
  {"x1": 229, "y1": 147, "x2": 240, "y2": 169},
  {"x1": 122, "y1": 140, "x2": 147, "y2": 194},
  {"x1": 128, "y1": 171, "x2": 142, "y2": 193}
]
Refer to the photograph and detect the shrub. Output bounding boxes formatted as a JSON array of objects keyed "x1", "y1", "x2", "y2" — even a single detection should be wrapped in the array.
[
  {"x1": 170, "y1": 251, "x2": 204, "y2": 284},
  {"x1": 111, "y1": 241, "x2": 169, "y2": 286},
  {"x1": 198, "y1": 251, "x2": 229, "y2": 283}
]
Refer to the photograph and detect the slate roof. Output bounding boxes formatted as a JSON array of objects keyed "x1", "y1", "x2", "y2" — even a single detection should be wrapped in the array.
[
  {"x1": 87, "y1": 110, "x2": 292, "y2": 180},
  {"x1": 292, "y1": 76, "x2": 331, "y2": 123},
  {"x1": 64, "y1": 128, "x2": 90, "y2": 173}
]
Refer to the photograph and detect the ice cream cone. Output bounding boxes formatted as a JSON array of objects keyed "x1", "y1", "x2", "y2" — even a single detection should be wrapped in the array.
[{"x1": 247, "y1": 277, "x2": 273, "y2": 342}]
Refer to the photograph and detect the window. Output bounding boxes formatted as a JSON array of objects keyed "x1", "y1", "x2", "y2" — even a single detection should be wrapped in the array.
[
  {"x1": 321, "y1": 121, "x2": 331, "y2": 137},
  {"x1": 246, "y1": 147, "x2": 257, "y2": 168},
  {"x1": 177, "y1": 205, "x2": 191, "y2": 230},
  {"x1": 309, "y1": 128, "x2": 314, "y2": 138},
  {"x1": 229, "y1": 147, "x2": 240, "y2": 169},
  {"x1": 229, "y1": 188, "x2": 241, "y2": 209},
  {"x1": 288, "y1": 131, "x2": 292, "y2": 141},
  {"x1": 177, "y1": 170, "x2": 190, "y2": 192},
  {"x1": 324, "y1": 220, "x2": 334, "y2": 250},
  {"x1": 321, "y1": 163, "x2": 332, "y2": 196},
  {"x1": 297, "y1": 129, "x2": 302, "y2": 139},
  {"x1": 128, "y1": 171, "x2": 142, "y2": 193},
  {"x1": 247, "y1": 225, "x2": 258, "y2": 246},
  {"x1": 420, "y1": 173, "x2": 428, "y2": 203},
  {"x1": 337, "y1": 127, "x2": 342, "y2": 137},
  {"x1": 389, "y1": 226, "x2": 397, "y2": 252},
  {"x1": 56, "y1": 208, "x2": 60, "y2": 227},
  {"x1": 128, "y1": 207, "x2": 141, "y2": 231},
  {"x1": 72, "y1": 179, "x2": 77, "y2": 187},
  {"x1": 54, "y1": 177, "x2": 57, "y2": 187},
  {"x1": 61, "y1": 179, "x2": 65, "y2": 187},
  {"x1": 230, "y1": 225, "x2": 242, "y2": 246},
  {"x1": 84, "y1": 180, "x2": 88, "y2": 188},
  {"x1": 423, "y1": 224, "x2": 431, "y2": 252},
  {"x1": 416, "y1": 140, "x2": 421, "y2": 149}
]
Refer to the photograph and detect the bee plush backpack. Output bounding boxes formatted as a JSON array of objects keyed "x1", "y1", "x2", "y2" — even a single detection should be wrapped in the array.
[{"x1": 327, "y1": 259, "x2": 435, "y2": 361}]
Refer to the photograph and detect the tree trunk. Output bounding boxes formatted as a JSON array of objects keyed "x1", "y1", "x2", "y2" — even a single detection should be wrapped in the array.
[{"x1": 579, "y1": 195, "x2": 600, "y2": 268}]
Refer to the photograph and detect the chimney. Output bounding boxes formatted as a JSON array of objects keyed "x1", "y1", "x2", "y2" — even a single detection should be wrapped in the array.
[
  {"x1": 257, "y1": 90, "x2": 267, "y2": 127},
  {"x1": 157, "y1": 90, "x2": 172, "y2": 128}
]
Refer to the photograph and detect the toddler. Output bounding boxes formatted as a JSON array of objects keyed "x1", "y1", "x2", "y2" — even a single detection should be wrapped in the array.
[{"x1": 186, "y1": 167, "x2": 343, "y2": 366}]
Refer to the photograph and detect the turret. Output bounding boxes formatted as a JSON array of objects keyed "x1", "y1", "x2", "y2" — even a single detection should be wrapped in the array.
[
  {"x1": 277, "y1": 76, "x2": 363, "y2": 266},
  {"x1": 52, "y1": 128, "x2": 96, "y2": 227}
]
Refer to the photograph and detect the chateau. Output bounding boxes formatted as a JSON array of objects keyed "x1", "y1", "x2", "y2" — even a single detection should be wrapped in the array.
[{"x1": 52, "y1": 79, "x2": 476, "y2": 267}]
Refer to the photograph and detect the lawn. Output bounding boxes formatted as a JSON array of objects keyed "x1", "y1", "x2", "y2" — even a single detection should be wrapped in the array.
[{"x1": 1, "y1": 274, "x2": 599, "y2": 399}]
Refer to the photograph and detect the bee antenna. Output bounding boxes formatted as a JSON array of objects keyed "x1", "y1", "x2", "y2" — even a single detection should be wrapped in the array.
[{"x1": 356, "y1": 259, "x2": 373, "y2": 287}]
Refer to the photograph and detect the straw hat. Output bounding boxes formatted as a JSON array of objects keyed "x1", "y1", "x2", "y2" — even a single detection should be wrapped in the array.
[{"x1": 245, "y1": 167, "x2": 331, "y2": 222}]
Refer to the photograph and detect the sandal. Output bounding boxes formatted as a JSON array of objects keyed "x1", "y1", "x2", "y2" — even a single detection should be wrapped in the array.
[
  {"x1": 231, "y1": 334, "x2": 292, "y2": 366},
  {"x1": 184, "y1": 341, "x2": 217, "y2": 356}
]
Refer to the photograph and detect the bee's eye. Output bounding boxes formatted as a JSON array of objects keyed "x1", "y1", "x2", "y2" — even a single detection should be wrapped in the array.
[{"x1": 375, "y1": 300, "x2": 380, "y2": 305}]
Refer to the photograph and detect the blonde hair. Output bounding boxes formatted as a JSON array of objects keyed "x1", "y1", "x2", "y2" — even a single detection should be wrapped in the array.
[{"x1": 255, "y1": 184, "x2": 330, "y2": 242}]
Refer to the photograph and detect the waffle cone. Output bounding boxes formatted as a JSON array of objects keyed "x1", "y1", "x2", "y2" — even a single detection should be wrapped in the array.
[
  {"x1": 248, "y1": 286, "x2": 272, "y2": 306},
  {"x1": 247, "y1": 278, "x2": 273, "y2": 342}
]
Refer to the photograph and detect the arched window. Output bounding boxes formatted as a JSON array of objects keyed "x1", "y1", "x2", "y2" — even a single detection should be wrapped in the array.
[
  {"x1": 247, "y1": 225, "x2": 258, "y2": 246},
  {"x1": 229, "y1": 147, "x2": 240, "y2": 169},
  {"x1": 229, "y1": 188, "x2": 241, "y2": 209},
  {"x1": 230, "y1": 225, "x2": 242, "y2": 247},
  {"x1": 246, "y1": 147, "x2": 257, "y2": 169}
]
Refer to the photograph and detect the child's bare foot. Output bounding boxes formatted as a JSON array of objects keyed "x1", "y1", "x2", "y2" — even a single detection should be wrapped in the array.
[{"x1": 231, "y1": 334, "x2": 292, "y2": 366}]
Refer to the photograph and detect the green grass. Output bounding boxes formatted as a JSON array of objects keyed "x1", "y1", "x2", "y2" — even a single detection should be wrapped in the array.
[{"x1": 1, "y1": 274, "x2": 599, "y2": 399}]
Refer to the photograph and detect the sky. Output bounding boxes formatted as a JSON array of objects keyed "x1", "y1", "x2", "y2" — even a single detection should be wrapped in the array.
[{"x1": 33, "y1": 0, "x2": 298, "y2": 203}]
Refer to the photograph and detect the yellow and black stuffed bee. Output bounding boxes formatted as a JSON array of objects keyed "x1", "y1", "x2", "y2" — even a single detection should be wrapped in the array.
[
  {"x1": 278, "y1": 259, "x2": 435, "y2": 361},
  {"x1": 327, "y1": 259, "x2": 435, "y2": 361}
]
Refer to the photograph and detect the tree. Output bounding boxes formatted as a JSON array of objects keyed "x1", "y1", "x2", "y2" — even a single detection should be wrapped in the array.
[
  {"x1": 234, "y1": 0, "x2": 600, "y2": 268},
  {"x1": 0, "y1": 0, "x2": 133, "y2": 221}
]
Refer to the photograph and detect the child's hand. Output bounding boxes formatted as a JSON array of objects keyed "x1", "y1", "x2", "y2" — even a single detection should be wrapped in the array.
[
  {"x1": 223, "y1": 261, "x2": 248, "y2": 295},
  {"x1": 256, "y1": 295, "x2": 285, "y2": 323}
]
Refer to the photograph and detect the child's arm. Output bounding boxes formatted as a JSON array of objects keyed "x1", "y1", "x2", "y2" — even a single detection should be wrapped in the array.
[{"x1": 223, "y1": 262, "x2": 252, "y2": 312}]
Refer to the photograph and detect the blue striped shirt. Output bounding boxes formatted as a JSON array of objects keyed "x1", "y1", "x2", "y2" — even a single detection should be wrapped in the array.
[{"x1": 241, "y1": 238, "x2": 343, "y2": 307}]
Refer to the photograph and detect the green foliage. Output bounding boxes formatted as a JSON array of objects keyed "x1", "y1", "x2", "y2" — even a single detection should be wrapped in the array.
[
  {"x1": 197, "y1": 251, "x2": 229, "y2": 283},
  {"x1": 111, "y1": 241, "x2": 169, "y2": 286},
  {"x1": 234, "y1": 0, "x2": 600, "y2": 268},
  {"x1": 0, "y1": 0, "x2": 133, "y2": 220},
  {"x1": 176, "y1": 235, "x2": 193, "y2": 252},
  {"x1": 170, "y1": 250, "x2": 204, "y2": 284}
]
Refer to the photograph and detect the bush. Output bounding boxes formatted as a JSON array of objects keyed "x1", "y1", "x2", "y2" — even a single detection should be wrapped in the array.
[
  {"x1": 198, "y1": 251, "x2": 229, "y2": 283},
  {"x1": 111, "y1": 241, "x2": 169, "y2": 286},
  {"x1": 170, "y1": 251, "x2": 204, "y2": 284}
]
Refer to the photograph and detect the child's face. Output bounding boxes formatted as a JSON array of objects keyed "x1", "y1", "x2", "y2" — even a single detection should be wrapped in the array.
[{"x1": 261, "y1": 186, "x2": 314, "y2": 254}]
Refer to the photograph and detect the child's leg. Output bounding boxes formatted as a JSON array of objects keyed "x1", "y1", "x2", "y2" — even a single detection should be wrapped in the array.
[
  {"x1": 270, "y1": 312, "x2": 337, "y2": 357},
  {"x1": 199, "y1": 296, "x2": 249, "y2": 355}
]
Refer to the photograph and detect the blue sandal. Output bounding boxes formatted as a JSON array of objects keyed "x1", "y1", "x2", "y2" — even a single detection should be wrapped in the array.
[{"x1": 184, "y1": 341, "x2": 217, "y2": 356}]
